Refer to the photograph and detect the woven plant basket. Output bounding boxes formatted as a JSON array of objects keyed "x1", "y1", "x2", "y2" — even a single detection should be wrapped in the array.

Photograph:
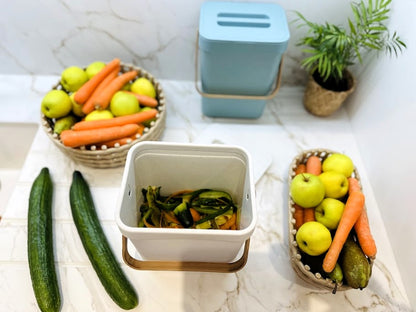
[
  {"x1": 303, "y1": 71, "x2": 355, "y2": 117},
  {"x1": 288, "y1": 148, "x2": 373, "y2": 292},
  {"x1": 41, "y1": 63, "x2": 166, "y2": 168}
]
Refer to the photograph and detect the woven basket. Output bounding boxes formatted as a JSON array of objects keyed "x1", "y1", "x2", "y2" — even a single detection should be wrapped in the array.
[
  {"x1": 288, "y1": 148, "x2": 373, "y2": 292},
  {"x1": 303, "y1": 71, "x2": 355, "y2": 117},
  {"x1": 41, "y1": 63, "x2": 166, "y2": 168}
]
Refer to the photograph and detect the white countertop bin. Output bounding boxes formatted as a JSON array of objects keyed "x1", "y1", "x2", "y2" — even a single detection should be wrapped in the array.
[{"x1": 116, "y1": 141, "x2": 257, "y2": 265}]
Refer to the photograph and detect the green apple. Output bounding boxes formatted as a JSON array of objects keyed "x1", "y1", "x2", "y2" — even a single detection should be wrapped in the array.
[
  {"x1": 130, "y1": 77, "x2": 156, "y2": 98},
  {"x1": 61, "y1": 66, "x2": 88, "y2": 92},
  {"x1": 322, "y1": 153, "x2": 354, "y2": 178},
  {"x1": 70, "y1": 93, "x2": 85, "y2": 117},
  {"x1": 85, "y1": 61, "x2": 106, "y2": 79},
  {"x1": 54, "y1": 115, "x2": 77, "y2": 134},
  {"x1": 110, "y1": 91, "x2": 140, "y2": 116},
  {"x1": 41, "y1": 90, "x2": 73, "y2": 119},
  {"x1": 121, "y1": 82, "x2": 132, "y2": 91},
  {"x1": 85, "y1": 110, "x2": 114, "y2": 121},
  {"x1": 296, "y1": 221, "x2": 332, "y2": 256},
  {"x1": 290, "y1": 173, "x2": 325, "y2": 208},
  {"x1": 319, "y1": 171, "x2": 349, "y2": 199},
  {"x1": 315, "y1": 198, "x2": 345, "y2": 230}
]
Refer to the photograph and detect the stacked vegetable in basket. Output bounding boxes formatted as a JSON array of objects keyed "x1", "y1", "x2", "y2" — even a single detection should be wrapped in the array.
[
  {"x1": 290, "y1": 152, "x2": 376, "y2": 291},
  {"x1": 40, "y1": 58, "x2": 160, "y2": 149}
]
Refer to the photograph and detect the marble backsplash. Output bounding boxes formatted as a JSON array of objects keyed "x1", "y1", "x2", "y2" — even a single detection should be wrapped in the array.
[{"x1": 0, "y1": 0, "x2": 355, "y2": 85}]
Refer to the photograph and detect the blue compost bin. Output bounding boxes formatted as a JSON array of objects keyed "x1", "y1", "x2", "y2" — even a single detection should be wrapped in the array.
[{"x1": 198, "y1": 1, "x2": 290, "y2": 118}]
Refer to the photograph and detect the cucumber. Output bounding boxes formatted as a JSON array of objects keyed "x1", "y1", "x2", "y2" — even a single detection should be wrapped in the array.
[
  {"x1": 69, "y1": 170, "x2": 138, "y2": 310},
  {"x1": 28, "y1": 167, "x2": 61, "y2": 312},
  {"x1": 173, "y1": 202, "x2": 193, "y2": 228}
]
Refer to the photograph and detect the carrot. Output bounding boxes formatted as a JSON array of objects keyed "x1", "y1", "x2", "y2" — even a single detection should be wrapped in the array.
[
  {"x1": 354, "y1": 208, "x2": 377, "y2": 258},
  {"x1": 295, "y1": 164, "x2": 307, "y2": 175},
  {"x1": 293, "y1": 157, "x2": 320, "y2": 226},
  {"x1": 162, "y1": 211, "x2": 181, "y2": 225},
  {"x1": 60, "y1": 124, "x2": 139, "y2": 148},
  {"x1": 189, "y1": 208, "x2": 201, "y2": 222},
  {"x1": 93, "y1": 70, "x2": 138, "y2": 110},
  {"x1": 348, "y1": 177, "x2": 361, "y2": 194},
  {"x1": 306, "y1": 155, "x2": 322, "y2": 175},
  {"x1": 74, "y1": 58, "x2": 120, "y2": 104},
  {"x1": 292, "y1": 160, "x2": 317, "y2": 227},
  {"x1": 123, "y1": 91, "x2": 158, "y2": 108},
  {"x1": 303, "y1": 208, "x2": 315, "y2": 223},
  {"x1": 72, "y1": 109, "x2": 158, "y2": 131},
  {"x1": 348, "y1": 178, "x2": 377, "y2": 258},
  {"x1": 220, "y1": 213, "x2": 237, "y2": 230},
  {"x1": 322, "y1": 191, "x2": 365, "y2": 273},
  {"x1": 81, "y1": 66, "x2": 120, "y2": 114},
  {"x1": 293, "y1": 204, "x2": 304, "y2": 230},
  {"x1": 97, "y1": 124, "x2": 145, "y2": 149}
]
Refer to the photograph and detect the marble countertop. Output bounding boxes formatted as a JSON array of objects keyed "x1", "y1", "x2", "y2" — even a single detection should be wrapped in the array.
[{"x1": 0, "y1": 75, "x2": 412, "y2": 311}]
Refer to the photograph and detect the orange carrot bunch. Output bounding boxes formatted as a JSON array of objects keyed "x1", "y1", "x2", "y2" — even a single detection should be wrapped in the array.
[
  {"x1": 293, "y1": 204, "x2": 304, "y2": 230},
  {"x1": 57, "y1": 58, "x2": 160, "y2": 149},
  {"x1": 322, "y1": 191, "x2": 366, "y2": 273},
  {"x1": 60, "y1": 124, "x2": 140, "y2": 148},
  {"x1": 306, "y1": 155, "x2": 322, "y2": 176},
  {"x1": 81, "y1": 66, "x2": 120, "y2": 115},
  {"x1": 75, "y1": 58, "x2": 121, "y2": 104},
  {"x1": 292, "y1": 157, "x2": 322, "y2": 227},
  {"x1": 303, "y1": 156, "x2": 322, "y2": 223},
  {"x1": 96, "y1": 124, "x2": 145, "y2": 149},
  {"x1": 60, "y1": 110, "x2": 158, "y2": 148},
  {"x1": 123, "y1": 91, "x2": 158, "y2": 108},
  {"x1": 321, "y1": 177, "x2": 376, "y2": 273},
  {"x1": 348, "y1": 177, "x2": 377, "y2": 258},
  {"x1": 72, "y1": 109, "x2": 158, "y2": 131}
]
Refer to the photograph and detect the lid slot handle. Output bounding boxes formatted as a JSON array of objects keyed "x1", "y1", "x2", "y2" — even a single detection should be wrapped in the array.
[{"x1": 216, "y1": 12, "x2": 271, "y2": 28}]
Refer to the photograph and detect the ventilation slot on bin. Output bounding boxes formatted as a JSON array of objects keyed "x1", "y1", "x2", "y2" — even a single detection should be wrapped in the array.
[{"x1": 217, "y1": 13, "x2": 271, "y2": 28}]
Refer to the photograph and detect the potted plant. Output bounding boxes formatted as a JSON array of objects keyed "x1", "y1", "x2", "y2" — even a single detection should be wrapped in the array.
[{"x1": 296, "y1": 0, "x2": 406, "y2": 117}]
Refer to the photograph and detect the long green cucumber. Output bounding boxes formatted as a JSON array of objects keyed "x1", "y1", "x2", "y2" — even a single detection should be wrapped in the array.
[
  {"x1": 28, "y1": 167, "x2": 61, "y2": 312},
  {"x1": 69, "y1": 170, "x2": 138, "y2": 310}
]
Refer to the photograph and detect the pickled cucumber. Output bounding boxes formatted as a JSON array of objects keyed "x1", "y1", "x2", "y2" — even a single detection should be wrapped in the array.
[{"x1": 341, "y1": 237, "x2": 371, "y2": 289}]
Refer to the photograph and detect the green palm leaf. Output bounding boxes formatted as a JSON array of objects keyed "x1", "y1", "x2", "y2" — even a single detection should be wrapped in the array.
[{"x1": 296, "y1": 0, "x2": 406, "y2": 82}]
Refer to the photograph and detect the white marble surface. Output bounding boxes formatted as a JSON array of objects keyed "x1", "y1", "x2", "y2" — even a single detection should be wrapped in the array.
[{"x1": 0, "y1": 76, "x2": 412, "y2": 311}]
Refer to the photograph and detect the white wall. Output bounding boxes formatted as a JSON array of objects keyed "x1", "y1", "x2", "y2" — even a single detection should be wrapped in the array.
[
  {"x1": 346, "y1": 0, "x2": 416, "y2": 308},
  {"x1": 0, "y1": 0, "x2": 352, "y2": 85}
]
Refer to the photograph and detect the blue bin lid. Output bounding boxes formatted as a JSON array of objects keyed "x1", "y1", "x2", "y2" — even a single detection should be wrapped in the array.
[{"x1": 199, "y1": 1, "x2": 290, "y2": 45}]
